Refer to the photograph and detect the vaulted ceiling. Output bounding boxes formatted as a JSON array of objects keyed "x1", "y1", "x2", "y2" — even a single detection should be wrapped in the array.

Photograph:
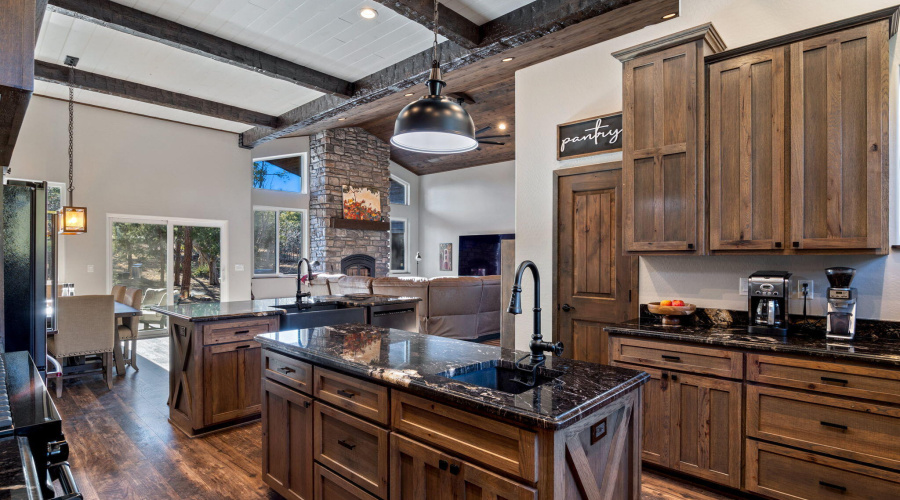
[{"x1": 32, "y1": 0, "x2": 679, "y2": 174}]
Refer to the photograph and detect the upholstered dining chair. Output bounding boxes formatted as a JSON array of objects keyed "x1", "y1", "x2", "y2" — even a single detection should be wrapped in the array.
[
  {"x1": 111, "y1": 285, "x2": 126, "y2": 303},
  {"x1": 49, "y1": 295, "x2": 116, "y2": 397},
  {"x1": 119, "y1": 287, "x2": 143, "y2": 371}
]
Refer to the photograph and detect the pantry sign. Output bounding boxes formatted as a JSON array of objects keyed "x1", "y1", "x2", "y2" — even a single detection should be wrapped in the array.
[{"x1": 557, "y1": 112, "x2": 623, "y2": 160}]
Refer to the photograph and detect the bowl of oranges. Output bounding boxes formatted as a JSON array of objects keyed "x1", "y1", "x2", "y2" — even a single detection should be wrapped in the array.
[{"x1": 647, "y1": 300, "x2": 696, "y2": 326}]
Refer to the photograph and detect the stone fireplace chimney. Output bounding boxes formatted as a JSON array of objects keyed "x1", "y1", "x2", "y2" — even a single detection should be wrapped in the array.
[{"x1": 308, "y1": 128, "x2": 392, "y2": 276}]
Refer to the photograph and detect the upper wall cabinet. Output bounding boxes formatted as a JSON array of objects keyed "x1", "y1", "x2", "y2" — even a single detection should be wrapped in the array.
[
  {"x1": 615, "y1": 25, "x2": 726, "y2": 254},
  {"x1": 708, "y1": 48, "x2": 787, "y2": 251},
  {"x1": 789, "y1": 22, "x2": 889, "y2": 252},
  {"x1": 705, "y1": 7, "x2": 897, "y2": 255}
]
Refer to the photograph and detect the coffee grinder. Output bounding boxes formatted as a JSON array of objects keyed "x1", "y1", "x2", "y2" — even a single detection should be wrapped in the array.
[
  {"x1": 826, "y1": 267, "x2": 857, "y2": 340},
  {"x1": 748, "y1": 271, "x2": 791, "y2": 335}
]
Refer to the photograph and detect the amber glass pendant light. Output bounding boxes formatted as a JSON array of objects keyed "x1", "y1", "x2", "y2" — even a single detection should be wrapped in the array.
[{"x1": 60, "y1": 57, "x2": 87, "y2": 235}]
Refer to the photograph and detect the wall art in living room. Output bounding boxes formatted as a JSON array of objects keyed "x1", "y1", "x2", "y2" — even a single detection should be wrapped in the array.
[
  {"x1": 439, "y1": 243, "x2": 453, "y2": 271},
  {"x1": 341, "y1": 185, "x2": 381, "y2": 221}
]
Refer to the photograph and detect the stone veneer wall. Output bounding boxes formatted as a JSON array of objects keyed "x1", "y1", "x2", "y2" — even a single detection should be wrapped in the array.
[{"x1": 309, "y1": 127, "x2": 392, "y2": 277}]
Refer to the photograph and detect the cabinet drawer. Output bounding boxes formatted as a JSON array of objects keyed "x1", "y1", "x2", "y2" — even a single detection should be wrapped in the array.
[
  {"x1": 263, "y1": 349, "x2": 313, "y2": 395},
  {"x1": 748, "y1": 353, "x2": 900, "y2": 404},
  {"x1": 746, "y1": 440, "x2": 900, "y2": 500},
  {"x1": 314, "y1": 463, "x2": 377, "y2": 500},
  {"x1": 610, "y1": 336, "x2": 743, "y2": 378},
  {"x1": 391, "y1": 391, "x2": 538, "y2": 483},
  {"x1": 747, "y1": 385, "x2": 900, "y2": 470},
  {"x1": 202, "y1": 317, "x2": 278, "y2": 345},
  {"x1": 314, "y1": 367, "x2": 389, "y2": 425},
  {"x1": 314, "y1": 403, "x2": 389, "y2": 498}
]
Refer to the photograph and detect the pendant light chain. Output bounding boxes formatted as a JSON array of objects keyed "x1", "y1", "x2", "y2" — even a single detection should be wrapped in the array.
[
  {"x1": 432, "y1": 0, "x2": 439, "y2": 66},
  {"x1": 67, "y1": 66, "x2": 75, "y2": 206}
]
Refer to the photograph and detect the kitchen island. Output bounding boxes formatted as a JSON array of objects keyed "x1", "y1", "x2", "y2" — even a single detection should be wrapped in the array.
[
  {"x1": 151, "y1": 295, "x2": 421, "y2": 437},
  {"x1": 256, "y1": 324, "x2": 649, "y2": 500}
]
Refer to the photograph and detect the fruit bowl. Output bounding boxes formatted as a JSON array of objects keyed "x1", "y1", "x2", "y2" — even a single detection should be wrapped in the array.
[{"x1": 647, "y1": 302, "x2": 697, "y2": 326}]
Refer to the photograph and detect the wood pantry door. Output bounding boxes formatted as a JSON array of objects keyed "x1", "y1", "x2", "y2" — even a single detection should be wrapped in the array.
[{"x1": 557, "y1": 167, "x2": 637, "y2": 364}]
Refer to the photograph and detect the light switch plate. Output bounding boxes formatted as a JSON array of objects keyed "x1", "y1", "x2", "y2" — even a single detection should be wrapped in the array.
[
  {"x1": 87, "y1": 265, "x2": 94, "y2": 273},
  {"x1": 797, "y1": 280, "x2": 814, "y2": 299},
  {"x1": 234, "y1": 264, "x2": 244, "y2": 272},
  {"x1": 739, "y1": 278, "x2": 749, "y2": 296}
]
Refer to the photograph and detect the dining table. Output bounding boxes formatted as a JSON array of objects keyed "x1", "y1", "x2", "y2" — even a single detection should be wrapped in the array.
[{"x1": 114, "y1": 301, "x2": 142, "y2": 375}]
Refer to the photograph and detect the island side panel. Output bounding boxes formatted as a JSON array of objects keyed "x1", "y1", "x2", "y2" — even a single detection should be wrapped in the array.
[
  {"x1": 538, "y1": 385, "x2": 643, "y2": 499},
  {"x1": 168, "y1": 317, "x2": 203, "y2": 435}
]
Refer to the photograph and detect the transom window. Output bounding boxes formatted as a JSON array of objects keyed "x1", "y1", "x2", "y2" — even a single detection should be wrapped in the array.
[
  {"x1": 253, "y1": 207, "x2": 307, "y2": 276},
  {"x1": 252, "y1": 154, "x2": 306, "y2": 193}
]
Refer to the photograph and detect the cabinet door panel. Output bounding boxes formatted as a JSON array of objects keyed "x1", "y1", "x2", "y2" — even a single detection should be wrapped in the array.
[
  {"x1": 623, "y1": 42, "x2": 699, "y2": 253},
  {"x1": 671, "y1": 373, "x2": 742, "y2": 488},
  {"x1": 391, "y1": 434, "x2": 454, "y2": 500},
  {"x1": 611, "y1": 363, "x2": 670, "y2": 466},
  {"x1": 263, "y1": 379, "x2": 313, "y2": 500},
  {"x1": 790, "y1": 22, "x2": 888, "y2": 251},
  {"x1": 203, "y1": 341, "x2": 261, "y2": 425},
  {"x1": 709, "y1": 48, "x2": 786, "y2": 250}
]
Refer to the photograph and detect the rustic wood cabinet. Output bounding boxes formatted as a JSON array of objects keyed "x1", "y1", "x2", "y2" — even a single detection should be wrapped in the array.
[
  {"x1": 708, "y1": 48, "x2": 788, "y2": 251},
  {"x1": 262, "y1": 379, "x2": 314, "y2": 500},
  {"x1": 615, "y1": 24, "x2": 725, "y2": 254},
  {"x1": 789, "y1": 21, "x2": 889, "y2": 252},
  {"x1": 203, "y1": 341, "x2": 262, "y2": 425}
]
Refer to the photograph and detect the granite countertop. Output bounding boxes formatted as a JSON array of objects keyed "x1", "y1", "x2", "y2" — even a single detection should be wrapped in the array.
[
  {"x1": 256, "y1": 324, "x2": 648, "y2": 430},
  {"x1": 606, "y1": 320, "x2": 900, "y2": 367},
  {"x1": 151, "y1": 295, "x2": 422, "y2": 322}
]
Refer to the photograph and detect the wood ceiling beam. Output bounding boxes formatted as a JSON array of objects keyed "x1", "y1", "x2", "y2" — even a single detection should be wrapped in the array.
[
  {"x1": 371, "y1": 1, "x2": 481, "y2": 49},
  {"x1": 34, "y1": 60, "x2": 279, "y2": 128},
  {"x1": 46, "y1": 0, "x2": 354, "y2": 98},
  {"x1": 240, "y1": 0, "x2": 679, "y2": 149},
  {"x1": 1, "y1": 0, "x2": 37, "y2": 166}
]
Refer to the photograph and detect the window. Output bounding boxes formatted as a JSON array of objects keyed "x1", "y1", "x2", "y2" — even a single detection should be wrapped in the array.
[
  {"x1": 390, "y1": 219, "x2": 407, "y2": 272},
  {"x1": 253, "y1": 207, "x2": 307, "y2": 276},
  {"x1": 389, "y1": 176, "x2": 409, "y2": 205},
  {"x1": 252, "y1": 154, "x2": 305, "y2": 193}
]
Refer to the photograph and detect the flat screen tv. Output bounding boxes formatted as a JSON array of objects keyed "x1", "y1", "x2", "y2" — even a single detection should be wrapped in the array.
[{"x1": 458, "y1": 234, "x2": 514, "y2": 276}]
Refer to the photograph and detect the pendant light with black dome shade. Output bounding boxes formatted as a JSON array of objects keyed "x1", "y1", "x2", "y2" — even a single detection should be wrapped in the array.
[{"x1": 391, "y1": 0, "x2": 477, "y2": 154}]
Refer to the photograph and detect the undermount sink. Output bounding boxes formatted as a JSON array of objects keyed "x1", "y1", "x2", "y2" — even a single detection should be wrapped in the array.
[
  {"x1": 437, "y1": 359, "x2": 563, "y2": 395},
  {"x1": 273, "y1": 303, "x2": 338, "y2": 312},
  {"x1": 273, "y1": 303, "x2": 366, "y2": 330}
]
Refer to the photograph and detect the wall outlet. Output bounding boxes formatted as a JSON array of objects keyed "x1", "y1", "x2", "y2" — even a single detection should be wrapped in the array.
[
  {"x1": 739, "y1": 278, "x2": 749, "y2": 296},
  {"x1": 87, "y1": 265, "x2": 94, "y2": 273},
  {"x1": 797, "y1": 280, "x2": 814, "y2": 299},
  {"x1": 234, "y1": 264, "x2": 244, "y2": 272}
]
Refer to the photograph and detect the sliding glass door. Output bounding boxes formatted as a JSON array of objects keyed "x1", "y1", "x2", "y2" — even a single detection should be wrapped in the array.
[{"x1": 109, "y1": 216, "x2": 224, "y2": 336}]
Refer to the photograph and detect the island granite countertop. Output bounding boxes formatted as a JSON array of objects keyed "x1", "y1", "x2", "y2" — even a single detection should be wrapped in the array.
[
  {"x1": 606, "y1": 320, "x2": 900, "y2": 367},
  {"x1": 150, "y1": 295, "x2": 422, "y2": 322},
  {"x1": 256, "y1": 324, "x2": 648, "y2": 430}
]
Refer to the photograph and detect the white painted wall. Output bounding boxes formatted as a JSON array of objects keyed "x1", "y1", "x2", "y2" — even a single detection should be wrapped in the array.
[
  {"x1": 9, "y1": 96, "x2": 252, "y2": 301},
  {"x1": 250, "y1": 136, "x2": 311, "y2": 299},
  {"x1": 389, "y1": 162, "x2": 421, "y2": 276},
  {"x1": 419, "y1": 161, "x2": 515, "y2": 277},
  {"x1": 515, "y1": 0, "x2": 900, "y2": 350}
]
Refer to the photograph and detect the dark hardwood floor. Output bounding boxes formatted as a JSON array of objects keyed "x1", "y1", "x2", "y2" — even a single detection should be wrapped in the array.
[{"x1": 51, "y1": 338, "x2": 734, "y2": 500}]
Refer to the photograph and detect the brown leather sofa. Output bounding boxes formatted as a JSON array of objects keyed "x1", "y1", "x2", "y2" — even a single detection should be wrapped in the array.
[{"x1": 309, "y1": 274, "x2": 501, "y2": 341}]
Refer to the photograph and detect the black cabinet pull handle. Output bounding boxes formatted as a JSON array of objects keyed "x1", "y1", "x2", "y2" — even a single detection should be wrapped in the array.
[
  {"x1": 338, "y1": 440, "x2": 356, "y2": 450},
  {"x1": 304, "y1": 401, "x2": 311, "y2": 408},
  {"x1": 449, "y1": 464, "x2": 460, "y2": 475},
  {"x1": 820, "y1": 376, "x2": 849, "y2": 385},
  {"x1": 337, "y1": 389, "x2": 356, "y2": 398},
  {"x1": 278, "y1": 366, "x2": 296, "y2": 374},
  {"x1": 671, "y1": 374, "x2": 679, "y2": 382},
  {"x1": 687, "y1": 243, "x2": 694, "y2": 250},
  {"x1": 561, "y1": 304, "x2": 573, "y2": 312},
  {"x1": 438, "y1": 460, "x2": 448, "y2": 470},
  {"x1": 819, "y1": 481, "x2": 847, "y2": 493},
  {"x1": 820, "y1": 421, "x2": 848, "y2": 431},
  {"x1": 661, "y1": 373, "x2": 669, "y2": 380},
  {"x1": 661, "y1": 355, "x2": 681, "y2": 362},
  {"x1": 234, "y1": 330, "x2": 250, "y2": 334},
  {"x1": 775, "y1": 242, "x2": 782, "y2": 248},
  {"x1": 235, "y1": 345, "x2": 251, "y2": 350},
  {"x1": 793, "y1": 242, "x2": 800, "y2": 248}
]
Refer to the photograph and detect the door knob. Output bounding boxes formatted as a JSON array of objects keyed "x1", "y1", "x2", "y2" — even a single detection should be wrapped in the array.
[{"x1": 561, "y1": 304, "x2": 573, "y2": 312}]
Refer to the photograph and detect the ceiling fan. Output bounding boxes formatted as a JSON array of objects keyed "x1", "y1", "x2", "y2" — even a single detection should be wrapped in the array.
[{"x1": 474, "y1": 126, "x2": 511, "y2": 151}]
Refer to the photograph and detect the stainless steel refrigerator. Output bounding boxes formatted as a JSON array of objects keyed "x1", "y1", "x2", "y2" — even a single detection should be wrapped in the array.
[{"x1": 2, "y1": 180, "x2": 48, "y2": 374}]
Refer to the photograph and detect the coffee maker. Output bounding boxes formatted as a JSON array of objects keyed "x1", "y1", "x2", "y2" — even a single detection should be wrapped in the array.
[
  {"x1": 748, "y1": 271, "x2": 791, "y2": 335},
  {"x1": 826, "y1": 267, "x2": 857, "y2": 340}
]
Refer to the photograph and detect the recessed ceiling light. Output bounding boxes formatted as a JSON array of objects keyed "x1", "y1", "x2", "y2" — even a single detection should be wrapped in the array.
[
  {"x1": 404, "y1": 93, "x2": 414, "y2": 96},
  {"x1": 662, "y1": 12, "x2": 677, "y2": 19},
  {"x1": 360, "y1": 7, "x2": 378, "y2": 19},
  {"x1": 498, "y1": 123, "x2": 507, "y2": 130},
  {"x1": 501, "y1": 57, "x2": 514, "y2": 62},
  {"x1": 338, "y1": 117, "x2": 346, "y2": 121}
]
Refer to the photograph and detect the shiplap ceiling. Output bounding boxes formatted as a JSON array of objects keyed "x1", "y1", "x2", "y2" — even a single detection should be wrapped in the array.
[{"x1": 32, "y1": 0, "x2": 532, "y2": 133}]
